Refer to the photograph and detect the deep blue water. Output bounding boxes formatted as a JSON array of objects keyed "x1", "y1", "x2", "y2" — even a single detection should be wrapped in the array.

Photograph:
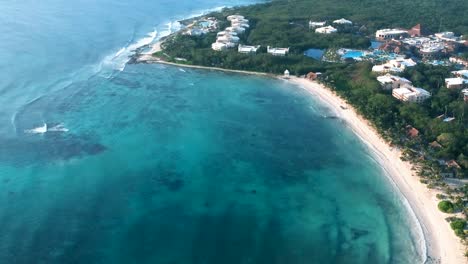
[{"x1": 0, "y1": 1, "x2": 425, "y2": 263}]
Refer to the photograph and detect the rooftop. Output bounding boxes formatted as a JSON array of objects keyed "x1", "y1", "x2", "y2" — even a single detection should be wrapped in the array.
[
  {"x1": 394, "y1": 86, "x2": 430, "y2": 96},
  {"x1": 333, "y1": 18, "x2": 352, "y2": 24},
  {"x1": 376, "y1": 28, "x2": 408, "y2": 35},
  {"x1": 451, "y1": 70, "x2": 468, "y2": 78},
  {"x1": 377, "y1": 74, "x2": 411, "y2": 84},
  {"x1": 445, "y1": 77, "x2": 467, "y2": 86}
]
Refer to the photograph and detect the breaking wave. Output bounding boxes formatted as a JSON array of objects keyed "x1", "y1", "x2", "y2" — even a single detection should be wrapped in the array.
[
  {"x1": 24, "y1": 123, "x2": 47, "y2": 134},
  {"x1": 97, "y1": 5, "x2": 227, "y2": 74}
]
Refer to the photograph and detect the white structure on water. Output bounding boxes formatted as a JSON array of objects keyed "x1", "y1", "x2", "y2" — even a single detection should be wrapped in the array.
[
  {"x1": 315, "y1": 26, "x2": 337, "y2": 34},
  {"x1": 267, "y1": 46, "x2": 289, "y2": 56},
  {"x1": 375, "y1": 29, "x2": 408, "y2": 40},
  {"x1": 333, "y1": 18, "x2": 352, "y2": 25},
  {"x1": 392, "y1": 86, "x2": 431, "y2": 103},
  {"x1": 238, "y1": 45, "x2": 261, "y2": 54}
]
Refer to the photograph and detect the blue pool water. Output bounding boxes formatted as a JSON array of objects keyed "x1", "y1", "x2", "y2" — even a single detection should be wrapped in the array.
[
  {"x1": 304, "y1": 48, "x2": 325, "y2": 60},
  {"x1": 371, "y1": 40, "x2": 384, "y2": 49},
  {"x1": 342, "y1": 50, "x2": 365, "y2": 59}
]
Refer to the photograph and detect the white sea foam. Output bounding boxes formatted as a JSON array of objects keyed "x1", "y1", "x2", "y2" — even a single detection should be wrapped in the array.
[
  {"x1": 48, "y1": 123, "x2": 69, "y2": 132},
  {"x1": 100, "y1": 29, "x2": 158, "y2": 72},
  {"x1": 24, "y1": 122, "x2": 69, "y2": 134},
  {"x1": 25, "y1": 123, "x2": 47, "y2": 134},
  {"x1": 364, "y1": 145, "x2": 428, "y2": 263},
  {"x1": 98, "y1": 5, "x2": 230, "y2": 74}
]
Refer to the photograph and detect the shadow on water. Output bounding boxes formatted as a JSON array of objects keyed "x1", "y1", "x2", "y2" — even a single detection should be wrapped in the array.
[{"x1": 0, "y1": 132, "x2": 106, "y2": 166}]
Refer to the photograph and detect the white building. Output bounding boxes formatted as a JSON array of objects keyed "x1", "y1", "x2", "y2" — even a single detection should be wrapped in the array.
[
  {"x1": 212, "y1": 42, "x2": 227, "y2": 51},
  {"x1": 449, "y1": 57, "x2": 468, "y2": 67},
  {"x1": 375, "y1": 29, "x2": 408, "y2": 40},
  {"x1": 372, "y1": 65, "x2": 394, "y2": 73},
  {"x1": 217, "y1": 35, "x2": 240, "y2": 43},
  {"x1": 315, "y1": 26, "x2": 337, "y2": 34},
  {"x1": 227, "y1": 15, "x2": 245, "y2": 21},
  {"x1": 462, "y1": 89, "x2": 468, "y2": 102},
  {"x1": 445, "y1": 78, "x2": 468, "y2": 89},
  {"x1": 434, "y1": 32, "x2": 460, "y2": 41},
  {"x1": 391, "y1": 58, "x2": 417, "y2": 68},
  {"x1": 376, "y1": 74, "x2": 412, "y2": 90},
  {"x1": 372, "y1": 58, "x2": 416, "y2": 73},
  {"x1": 267, "y1": 46, "x2": 289, "y2": 56},
  {"x1": 309, "y1": 21, "x2": 326, "y2": 28},
  {"x1": 212, "y1": 14, "x2": 249, "y2": 52},
  {"x1": 402, "y1": 37, "x2": 432, "y2": 46},
  {"x1": 451, "y1": 70, "x2": 468, "y2": 79},
  {"x1": 217, "y1": 31, "x2": 237, "y2": 37},
  {"x1": 232, "y1": 22, "x2": 250, "y2": 28},
  {"x1": 419, "y1": 41, "x2": 445, "y2": 54},
  {"x1": 392, "y1": 86, "x2": 431, "y2": 103},
  {"x1": 333, "y1": 18, "x2": 352, "y2": 25},
  {"x1": 238, "y1": 45, "x2": 260, "y2": 54},
  {"x1": 225, "y1": 26, "x2": 245, "y2": 34}
]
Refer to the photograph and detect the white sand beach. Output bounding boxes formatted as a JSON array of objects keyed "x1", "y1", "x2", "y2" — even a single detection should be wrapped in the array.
[
  {"x1": 290, "y1": 76, "x2": 466, "y2": 264},
  {"x1": 137, "y1": 42, "x2": 163, "y2": 62}
]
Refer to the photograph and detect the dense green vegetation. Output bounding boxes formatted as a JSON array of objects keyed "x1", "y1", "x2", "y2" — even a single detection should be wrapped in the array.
[
  {"x1": 160, "y1": 34, "x2": 325, "y2": 74},
  {"x1": 165, "y1": 0, "x2": 468, "y2": 57},
  {"x1": 161, "y1": 0, "x2": 467, "y2": 74},
  {"x1": 439, "y1": 200, "x2": 455, "y2": 213},
  {"x1": 450, "y1": 219, "x2": 467, "y2": 238},
  {"x1": 324, "y1": 62, "x2": 467, "y2": 172}
]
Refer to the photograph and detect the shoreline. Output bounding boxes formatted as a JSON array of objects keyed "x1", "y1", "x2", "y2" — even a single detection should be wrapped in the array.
[
  {"x1": 289, "y1": 77, "x2": 466, "y2": 264},
  {"x1": 136, "y1": 60, "x2": 466, "y2": 263},
  {"x1": 135, "y1": 51, "x2": 273, "y2": 77}
]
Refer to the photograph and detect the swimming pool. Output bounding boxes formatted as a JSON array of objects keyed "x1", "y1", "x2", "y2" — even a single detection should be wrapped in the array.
[
  {"x1": 342, "y1": 50, "x2": 365, "y2": 59},
  {"x1": 304, "y1": 48, "x2": 325, "y2": 60}
]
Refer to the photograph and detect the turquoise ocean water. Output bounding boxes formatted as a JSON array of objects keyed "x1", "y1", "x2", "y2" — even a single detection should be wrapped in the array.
[{"x1": 0, "y1": 1, "x2": 425, "y2": 263}]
